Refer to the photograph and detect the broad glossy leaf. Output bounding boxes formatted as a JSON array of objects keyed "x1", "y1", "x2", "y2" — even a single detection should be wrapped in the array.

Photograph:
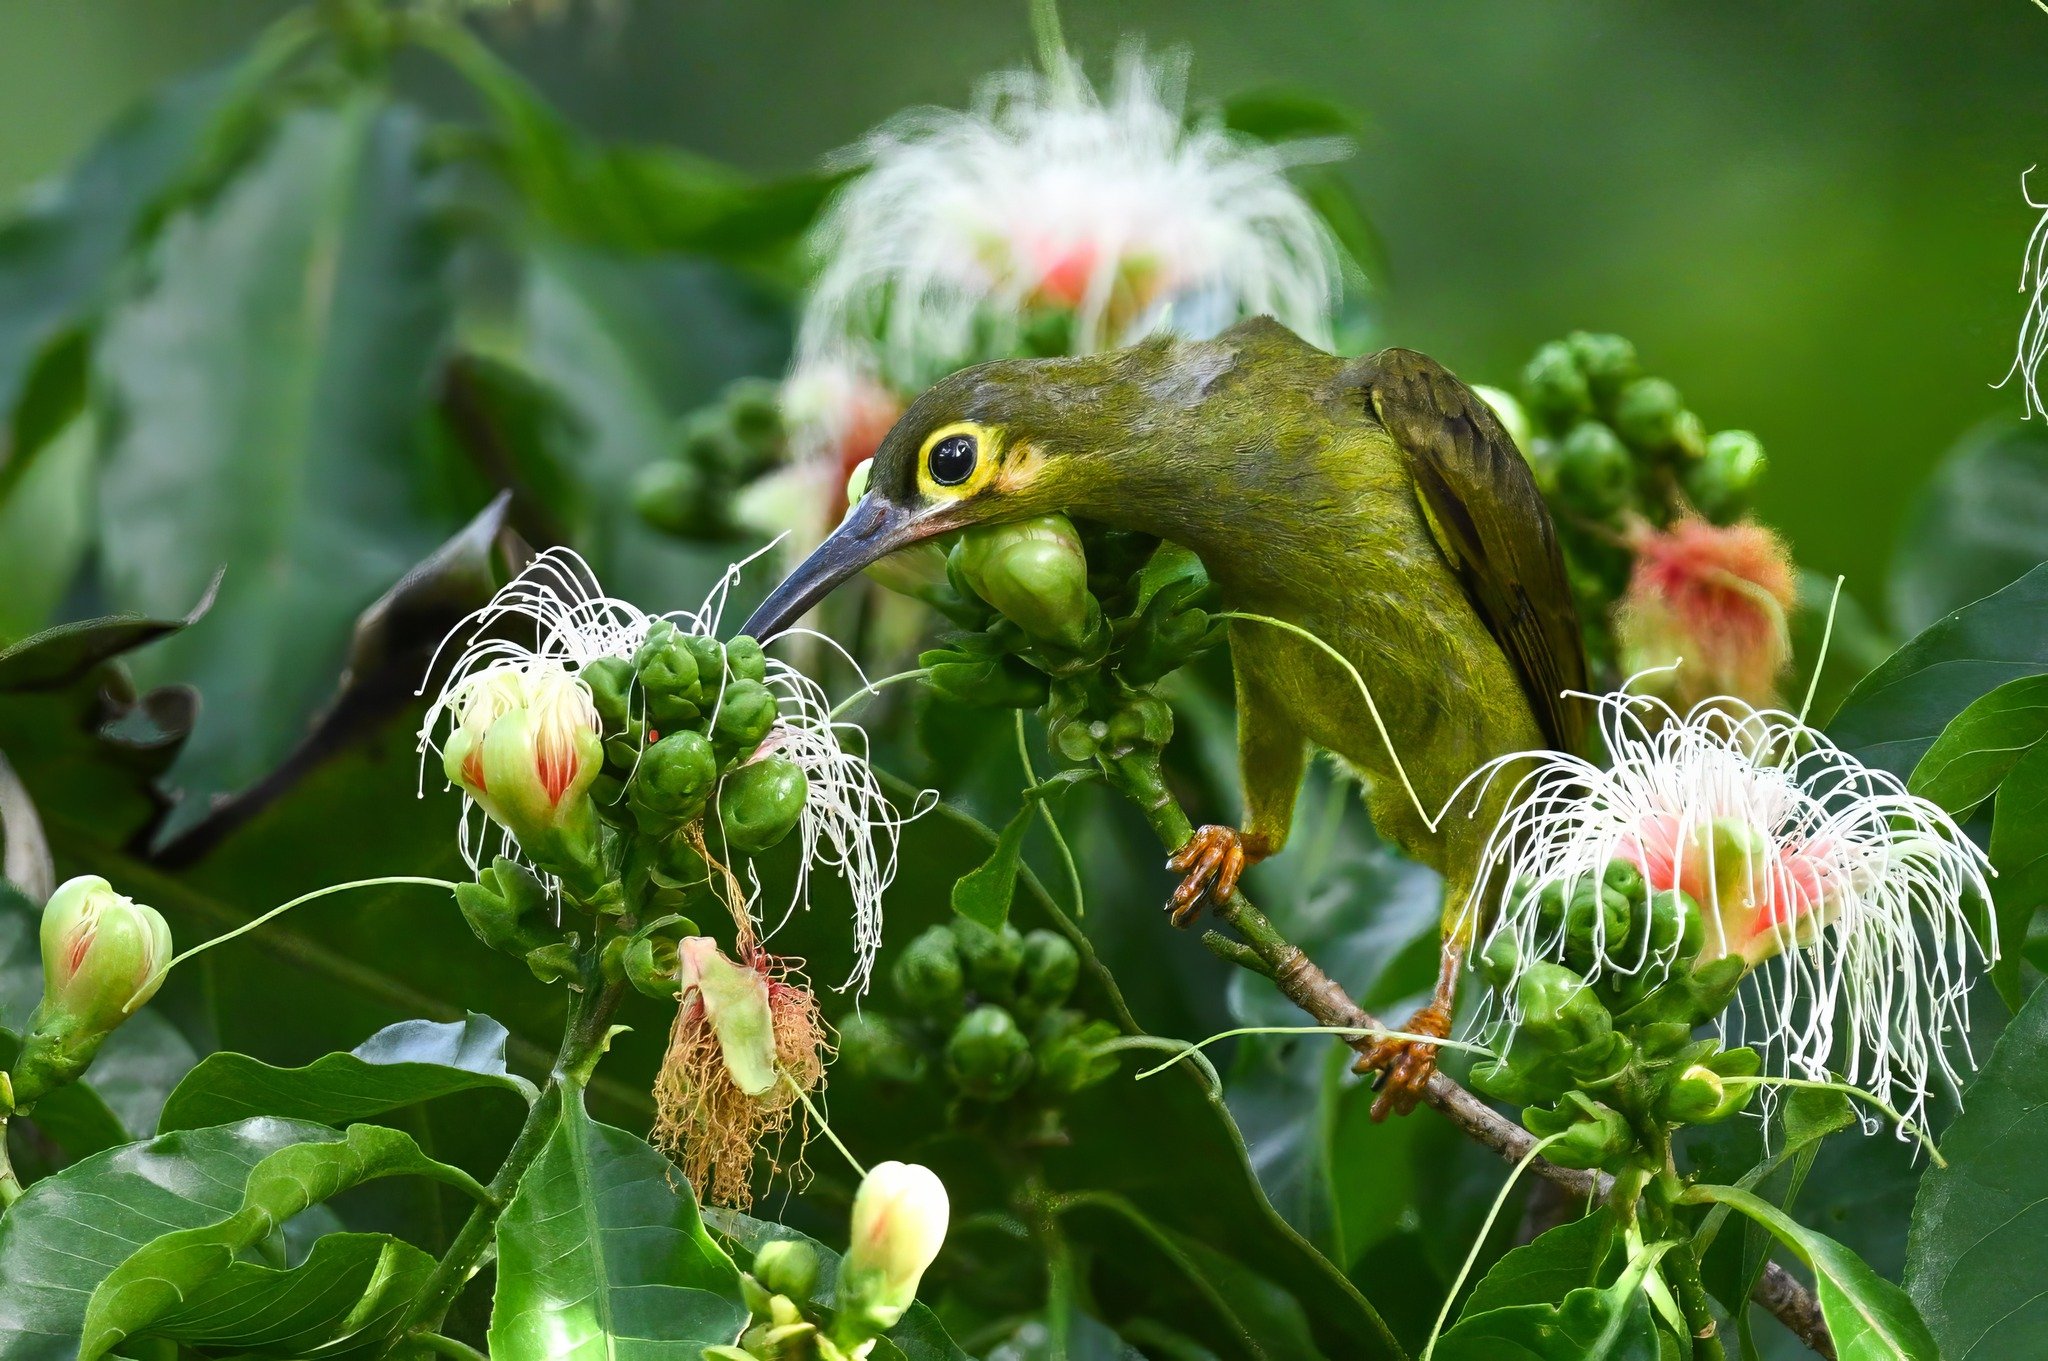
[
  {"x1": 159, "y1": 1012, "x2": 536, "y2": 1133},
  {"x1": 0, "y1": 1117, "x2": 396, "y2": 1361},
  {"x1": 1688, "y1": 1183, "x2": 1938, "y2": 1359},
  {"x1": 489, "y1": 1087, "x2": 747, "y2": 1358},
  {"x1": 1461, "y1": 1213, "x2": 1615, "y2": 1316},
  {"x1": 1907, "y1": 975, "x2": 2048, "y2": 1358},
  {"x1": 96, "y1": 95, "x2": 457, "y2": 830},
  {"x1": 706, "y1": 1209, "x2": 972, "y2": 1361},
  {"x1": 1829, "y1": 562, "x2": 2048, "y2": 778},
  {"x1": 0, "y1": 575, "x2": 216, "y2": 694},
  {"x1": 1434, "y1": 1277, "x2": 1659, "y2": 1361},
  {"x1": 1908, "y1": 673, "x2": 2048, "y2": 817},
  {"x1": 1889, "y1": 420, "x2": 2048, "y2": 637},
  {"x1": 137, "y1": 1231, "x2": 434, "y2": 1357},
  {"x1": 80, "y1": 1122, "x2": 483, "y2": 1359},
  {"x1": 1986, "y1": 740, "x2": 2048, "y2": 1007}
]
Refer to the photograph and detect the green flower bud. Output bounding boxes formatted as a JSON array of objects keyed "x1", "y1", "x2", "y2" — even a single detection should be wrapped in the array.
[
  {"x1": 1521, "y1": 340, "x2": 1593, "y2": 431},
  {"x1": 1516, "y1": 961, "x2": 1612, "y2": 1055},
  {"x1": 839, "y1": 1162, "x2": 949, "y2": 1335},
  {"x1": 1686, "y1": 429, "x2": 1767, "y2": 523},
  {"x1": 1642, "y1": 888, "x2": 1705, "y2": 964},
  {"x1": 944, "y1": 1004, "x2": 1033, "y2": 1100},
  {"x1": 723, "y1": 377, "x2": 784, "y2": 452},
  {"x1": 8, "y1": 877, "x2": 173, "y2": 1110},
  {"x1": 625, "y1": 935, "x2": 680, "y2": 1000},
  {"x1": 1661, "y1": 1063, "x2": 1728, "y2": 1124},
  {"x1": 1601, "y1": 858, "x2": 1645, "y2": 902},
  {"x1": 1555, "y1": 421, "x2": 1633, "y2": 516},
  {"x1": 891, "y1": 926, "x2": 966, "y2": 1017},
  {"x1": 1032, "y1": 1011, "x2": 1118, "y2": 1096},
  {"x1": 1563, "y1": 880, "x2": 1632, "y2": 970},
  {"x1": 632, "y1": 458, "x2": 717, "y2": 538},
  {"x1": 953, "y1": 920, "x2": 1025, "y2": 1004},
  {"x1": 723, "y1": 636, "x2": 768, "y2": 686},
  {"x1": 752, "y1": 1239, "x2": 820, "y2": 1303},
  {"x1": 951, "y1": 515, "x2": 1094, "y2": 650},
  {"x1": 1566, "y1": 332, "x2": 1640, "y2": 405},
  {"x1": 1523, "y1": 1092, "x2": 1635, "y2": 1169},
  {"x1": 1018, "y1": 930, "x2": 1080, "y2": 1011},
  {"x1": 712, "y1": 680, "x2": 779, "y2": 764},
  {"x1": 834, "y1": 1011, "x2": 927, "y2": 1084},
  {"x1": 1611, "y1": 377, "x2": 1686, "y2": 453},
  {"x1": 581, "y1": 656, "x2": 637, "y2": 735},
  {"x1": 717, "y1": 755, "x2": 808, "y2": 854},
  {"x1": 524, "y1": 941, "x2": 578, "y2": 984},
  {"x1": 629, "y1": 730, "x2": 719, "y2": 833},
  {"x1": 1105, "y1": 693, "x2": 1174, "y2": 755},
  {"x1": 634, "y1": 621, "x2": 706, "y2": 728},
  {"x1": 1672, "y1": 408, "x2": 1708, "y2": 461},
  {"x1": 443, "y1": 664, "x2": 605, "y2": 881},
  {"x1": 454, "y1": 858, "x2": 556, "y2": 957}
]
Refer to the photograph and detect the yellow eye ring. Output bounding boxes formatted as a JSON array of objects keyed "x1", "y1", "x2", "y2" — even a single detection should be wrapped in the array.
[{"x1": 916, "y1": 421, "x2": 1002, "y2": 501}]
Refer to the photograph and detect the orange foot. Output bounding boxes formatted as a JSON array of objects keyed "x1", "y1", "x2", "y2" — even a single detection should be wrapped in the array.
[
  {"x1": 1164, "y1": 825, "x2": 1266, "y2": 927},
  {"x1": 1353, "y1": 999, "x2": 1451, "y2": 1122}
]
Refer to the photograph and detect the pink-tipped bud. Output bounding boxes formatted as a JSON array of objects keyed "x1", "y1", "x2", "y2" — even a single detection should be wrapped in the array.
[
  {"x1": 10, "y1": 876, "x2": 172, "y2": 1110},
  {"x1": 1620, "y1": 813, "x2": 1836, "y2": 967},
  {"x1": 1616, "y1": 517, "x2": 1796, "y2": 710},
  {"x1": 840, "y1": 1160, "x2": 950, "y2": 1334},
  {"x1": 443, "y1": 664, "x2": 603, "y2": 870}
]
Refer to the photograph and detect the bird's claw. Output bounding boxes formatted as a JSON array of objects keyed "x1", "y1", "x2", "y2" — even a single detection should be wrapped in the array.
[
  {"x1": 1164, "y1": 825, "x2": 1249, "y2": 927},
  {"x1": 1353, "y1": 1001, "x2": 1451, "y2": 1122}
]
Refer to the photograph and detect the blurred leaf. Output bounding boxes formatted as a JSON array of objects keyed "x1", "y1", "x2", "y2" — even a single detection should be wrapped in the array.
[
  {"x1": 0, "y1": 70, "x2": 227, "y2": 493},
  {"x1": 95, "y1": 94, "x2": 458, "y2": 834},
  {"x1": 1828, "y1": 561, "x2": 2048, "y2": 779},
  {"x1": 0, "y1": 572, "x2": 216, "y2": 694},
  {"x1": 489, "y1": 1087, "x2": 748, "y2": 1358},
  {"x1": 1987, "y1": 740, "x2": 2048, "y2": 1008},
  {"x1": 1219, "y1": 87, "x2": 1366, "y2": 144},
  {"x1": 1889, "y1": 420, "x2": 2048, "y2": 638},
  {"x1": 0, "y1": 1117, "x2": 387, "y2": 1361},
  {"x1": 79, "y1": 1122, "x2": 483, "y2": 1360},
  {"x1": 1435, "y1": 1249, "x2": 1661, "y2": 1361},
  {"x1": 431, "y1": 354, "x2": 587, "y2": 548},
  {"x1": 133, "y1": 1231, "x2": 435, "y2": 1358},
  {"x1": 1906, "y1": 975, "x2": 2048, "y2": 1358},
  {"x1": 951, "y1": 800, "x2": 1033, "y2": 930},
  {"x1": 707, "y1": 1208, "x2": 973, "y2": 1361},
  {"x1": 1689, "y1": 1183, "x2": 1939, "y2": 1359},
  {"x1": 0, "y1": 749, "x2": 53, "y2": 902},
  {"x1": 1461, "y1": 1214, "x2": 1615, "y2": 1316},
  {"x1": 1908, "y1": 673, "x2": 2048, "y2": 817},
  {"x1": 0, "y1": 413, "x2": 92, "y2": 646},
  {"x1": 159, "y1": 1011, "x2": 536, "y2": 1132}
]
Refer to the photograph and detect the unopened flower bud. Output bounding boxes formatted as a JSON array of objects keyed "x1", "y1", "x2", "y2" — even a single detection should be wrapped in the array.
[
  {"x1": 712, "y1": 680, "x2": 780, "y2": 765},
  {"x1": 1617, "y1": 517, "x2": 1795, "y2": 711},
  {"x1": 10, "y1": 877, "x2": 172, "y2": 1109},
  {"x1": 1524, "y1": 1091, "x2": 1635, "y2": 1169},
  {"x1": 840, "y1": 1161, "x2": 950, "y2": 1334},
  {"x1": 1521, "y1": 340, "x2": 1593, "y2": 431},
  {"x1": 629, "y1": 731, "x2": 719, "y2": 834},
  {"x1": 634, "y1": 620, "x2": 706, "y2": 728},
  {"x1": 945, "y1": 1004, "x2": 1033, "y2": 1100},
  {"x1": 891, "y1": 926, "x2": 965, "y2": 1017},
  {"x1": 445, "y1": 664, "x2": 604, "y2": 879},
  {"x1": 952, "y1": 921, "x2": 1024, "y2": 1003},
  {"x1": 454, "y1": 857, "x2": 556, "y2": 957},
  {"x1": 1611, "y1": 376, "x2": 1687, "y2": 452},
  {"x1": 835, "y1": 1012, "x2": 927, "y2": 1084},
  {"x1": 1018, "y1": 930, "x2": 1079, "y2": 1011},
  {"x1": 1686, "y1": 429, "x2": 1768, "y2": 524},
  {"x1": 723, "y1": 637, "x2": 769, "y2": 686},
  {"x1": 1031, "y1": 1011, "x2": 1118, "y2": 1096},
  {"x1": 950, "y1": 515, "x2": 1093, "y2": 650},
  {"x1": 1661, "y1": 1063, "x2": 1727, "y2": 1124},
  {"x1": 677, "y1": 937, "x2": 778, "y2": 1097},
  {"x1": 1515, "y1": 961, "x2": 1612, "y2": 1056},
  {"x1": 717, "y1": 755, "x2": 809, "y2": 854},
  {"x1": 752, "y1": 1238, "x2": 821, "y2": 1303},
  {"x1": 580, "y1": 656, "x2": 637, "y2": 735},
  {"x1": 1565, "y1": 331, "x2": 1641, "y2": 405},
  {"x1": 1555, "y1": 421, "x2": 1633, "y2": 516},
  {"x1": 625, "y1": 935, "x2": 680, "y2": 1000}
]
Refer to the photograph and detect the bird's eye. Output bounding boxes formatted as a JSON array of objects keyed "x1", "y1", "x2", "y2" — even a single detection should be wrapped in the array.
[{"x1": 928, "y1": 433, "x2": 979, "y2": 487}]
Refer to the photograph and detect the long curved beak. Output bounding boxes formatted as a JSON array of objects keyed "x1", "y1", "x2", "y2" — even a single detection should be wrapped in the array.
[{"x1": 742, "y1": 496, "x2": 943, "y2": 640}]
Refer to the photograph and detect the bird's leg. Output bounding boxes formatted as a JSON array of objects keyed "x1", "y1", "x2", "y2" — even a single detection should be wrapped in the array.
[
  {"x1": 1353, "y1": 939, "x2": 1464, "y2": 1121},
  {"x1": 1164, "y1": 826, "x2": 1273, "y2": 927}
]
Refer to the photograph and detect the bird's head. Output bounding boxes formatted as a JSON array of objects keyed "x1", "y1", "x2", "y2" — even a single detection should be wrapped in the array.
[{"x1": 743, "y1": 347, "x2": 1159, "y2": 638}]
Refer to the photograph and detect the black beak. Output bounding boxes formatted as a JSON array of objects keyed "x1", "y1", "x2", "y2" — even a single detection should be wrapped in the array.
[{"x1": 742, "y1": 495, "x2": 940, "y2": 640}]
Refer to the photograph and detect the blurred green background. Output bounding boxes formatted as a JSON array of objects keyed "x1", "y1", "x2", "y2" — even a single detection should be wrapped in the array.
[{"x1": 1, "y1": 0, "x2": 2037, "y2": 599}]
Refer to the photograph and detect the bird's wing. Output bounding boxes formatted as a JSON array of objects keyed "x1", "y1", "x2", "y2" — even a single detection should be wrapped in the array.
[{"x1": 1343, "y1": 347, "x2": 1589, "y2": 754}]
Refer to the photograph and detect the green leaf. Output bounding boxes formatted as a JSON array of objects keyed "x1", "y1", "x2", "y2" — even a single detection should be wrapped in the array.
[
  {"x1": 0, "y1": 575, "x2": 216, "y2": 694},
  {"x1": 1435, "y1": 1244, "x2": 1662, "y2": 1361},
  {"x1": 1686, "y1": 1182, "x2": 1939, "y2": 1359},
  {"x1": 135, "y1": 1230, "x2": 435, "y2": 1357},
  {"x1": 95, "y1": 94, "x2": 458, "y2": 830},
  {"x1": 489, "y1": 1086, "x2": 748, "y2": 1358},
  {"x1": 1828, "y1": 561, "x2": 2048, "y2": 778},
  {"x1": 951, "y1": 799, "x2": 1034, "y2": 930},
  {"x1": 1461, "y1": 1213, "x2": 1615, "y2": 1316},
  {"x1": 1987, "y1": 739, "x2": 2048, "y2": 1007},
  {"x1": 706, "y1": 1209, "x2": 972, "y2": 1361},
  {"x1": 159, "y1": 1012, "x2": 537, "y2": 1133},
  {"x1": 1907, "y1": 974, "x2": 2048, "y2": 1358},
  {"x1": 79, "y1": 1122, "x2": 482, "y2": 1359},
  {"x1": 1908, "y1": 673, "x2": 2048, "y2": 817},
  {"x1": 1889, "y1": 420, "x2": 2048, "y2": 637},
  {"x1": 0, "y1": 1116, "x2": 446, "y2": 1361}
]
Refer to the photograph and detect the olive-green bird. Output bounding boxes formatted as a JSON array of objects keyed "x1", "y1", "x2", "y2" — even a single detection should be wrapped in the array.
[{"x1": 743, "y1": 317, "x2": 1587, "y2": 1118}]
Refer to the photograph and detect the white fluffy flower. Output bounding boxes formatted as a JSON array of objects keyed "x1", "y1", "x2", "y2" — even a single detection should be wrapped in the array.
[
  {"x1": 1457, "y1": 685, "x2": 1994, "y2": 1136},
  {"x1": 418, "y1": 547, "x2": 924, "y2": 991},
  {"x1": 795, "y1": 46, "x2": 1345, "y2": 390}
]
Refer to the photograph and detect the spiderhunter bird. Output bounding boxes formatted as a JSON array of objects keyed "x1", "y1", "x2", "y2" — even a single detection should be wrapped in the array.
[{"x1": 743, "y1": 317, "x2": 1588, "y2": 1118}]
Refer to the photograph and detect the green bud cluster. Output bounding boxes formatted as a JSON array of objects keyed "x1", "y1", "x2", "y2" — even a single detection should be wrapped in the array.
[
  {"x1": 711, "y1": 1238, "x2": 854, "y2": 1361},
  {"x1": 833, "y1": 919, "x2": 1115, "y2": 1118},
  {"x1": 1467, "y1": 861, "x2": 1757, "y2": 1173},
  {"x1": 634, "y1": 378, "x2": 786, "y2": 540}
]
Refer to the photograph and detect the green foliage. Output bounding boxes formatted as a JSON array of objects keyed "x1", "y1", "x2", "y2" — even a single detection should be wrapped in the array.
[{"x1": 1888, "y1": 420, "x2": 2048, "y2": 636}]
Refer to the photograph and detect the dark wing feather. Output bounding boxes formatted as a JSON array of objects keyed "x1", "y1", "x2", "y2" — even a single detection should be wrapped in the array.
[{"x1": 1346, "y1": 347, "x2": 1589, "y2": 753}]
